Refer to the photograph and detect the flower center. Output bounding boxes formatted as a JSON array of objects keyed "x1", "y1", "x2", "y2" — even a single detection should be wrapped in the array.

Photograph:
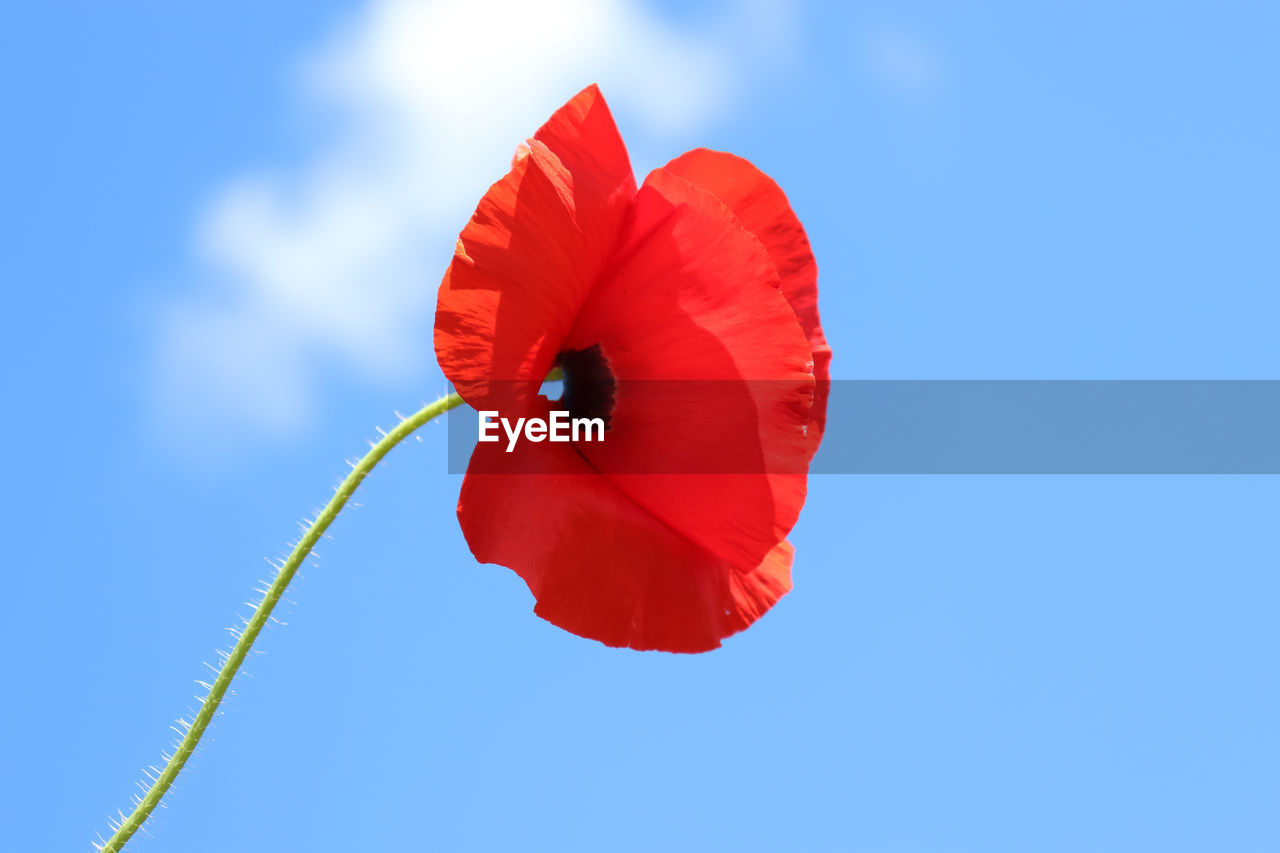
[{"x1": 556, "y1": 343, "x2": 615, "y2": 431}]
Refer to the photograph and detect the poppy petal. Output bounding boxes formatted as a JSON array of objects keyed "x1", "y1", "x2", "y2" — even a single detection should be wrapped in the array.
[
  {"x1": 664, "y1": 149, "x2": 831, "y2": 455},
  {"x1": 533, "y1": 83, "x2": 637, "y2": 260},
  {"x1": 458, "y1": 438, "x2": 795, "y2": 653},
  {"x1": 560, "y1": 167, "x2": 814, "y2": 573},
  {"x1": 434, "y1": 86, "x2": 636, "y2": 411}
]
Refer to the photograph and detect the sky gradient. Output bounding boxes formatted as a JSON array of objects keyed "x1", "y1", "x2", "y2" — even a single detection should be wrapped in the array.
[{"x1": 2, "y1": 1, "x2": 1278, "y2": 850}]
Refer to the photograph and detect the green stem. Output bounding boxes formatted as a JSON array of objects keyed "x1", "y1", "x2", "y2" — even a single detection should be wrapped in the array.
[{"x1": 98, "y1": 392, "x2": 465, "y2": 852}]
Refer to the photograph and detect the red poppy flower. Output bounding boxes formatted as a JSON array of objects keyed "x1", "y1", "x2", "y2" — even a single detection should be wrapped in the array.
[{"x1": 435, "y1": 85, "x2": 830, "y2": 652}]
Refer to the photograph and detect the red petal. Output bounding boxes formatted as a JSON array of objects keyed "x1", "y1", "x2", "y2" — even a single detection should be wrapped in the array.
[
  {"x1": 664, "y1": 149, "x2": 831, "y2": 456},
  {"x1": 434, "y1": 86, "x2": 636, "y2": 411},
  {"x1": 458, "y1": 437, "x2": 795, "y2": 652},
  {"x1": 533, "y1": 83, "x2": 636, "y2": 261},
  {"x1": 561, "y1": 167, "x2": 814, "y2": 574}
]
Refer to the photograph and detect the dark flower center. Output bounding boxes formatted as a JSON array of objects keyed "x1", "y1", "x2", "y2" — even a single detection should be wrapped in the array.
[{"x1": 556, "y1": 343, "x2": 615, "y2": 430}]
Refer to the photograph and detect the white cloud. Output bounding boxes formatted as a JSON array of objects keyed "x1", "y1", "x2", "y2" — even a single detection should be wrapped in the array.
[{"x1": 154, "y1": 0, "x2": 785, "y2": 449}]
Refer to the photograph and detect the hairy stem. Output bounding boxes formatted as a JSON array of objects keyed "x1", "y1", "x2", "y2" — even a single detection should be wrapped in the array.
[{"x1": 98, "y1": 392, "x2": 464, "y2": 852}]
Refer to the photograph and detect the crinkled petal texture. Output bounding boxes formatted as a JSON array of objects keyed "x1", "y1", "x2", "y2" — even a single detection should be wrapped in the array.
[
  {"x1": 561, "y1": 167, "x2": 812, "y2": 574},
  {"x1": 665, "y1": 149, "x2": 831, "y2": 457},
  {"x1": 436, "y1": 86, "x2": 823, "y2": 652},
  {"x1": 434, "y1": 85, "x2": 635, "y2": 413},
  {"x1": 460, "y1": 440, "x2": 795, "y2": 652}
]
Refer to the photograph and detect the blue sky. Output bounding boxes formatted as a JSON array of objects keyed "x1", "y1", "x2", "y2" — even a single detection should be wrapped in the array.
[{"x1": 2, "y1": 1, "x2": 1278, "y2": 850}]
